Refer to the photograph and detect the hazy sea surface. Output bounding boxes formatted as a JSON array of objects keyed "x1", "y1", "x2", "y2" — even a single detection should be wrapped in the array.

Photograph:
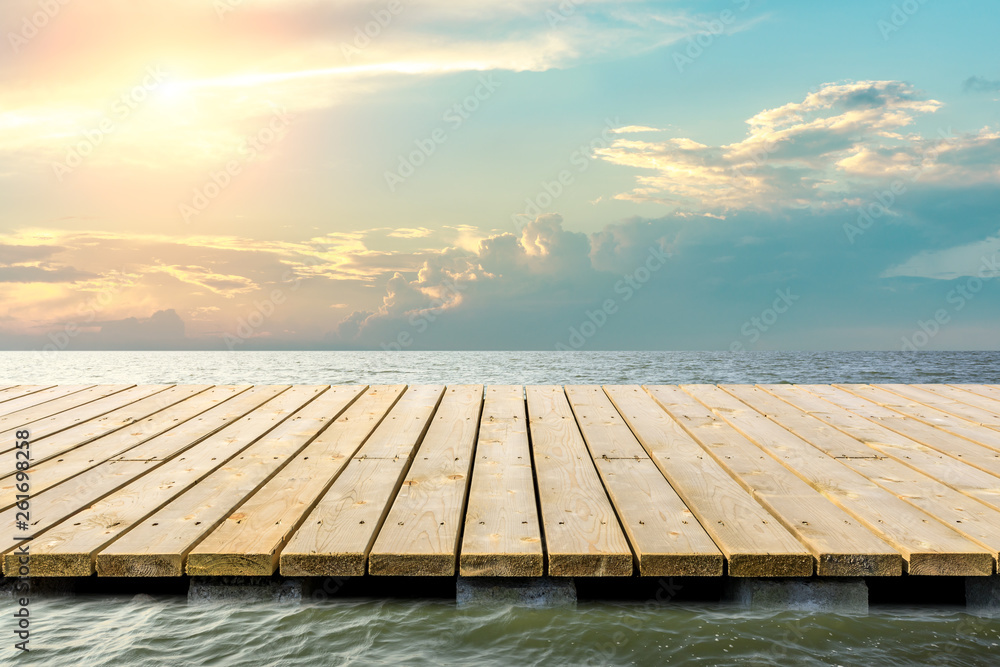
[
  {"x1": 2, "y1": 349, "x2": 999, "y2": 385},
  {"x1": 2, "y1": 350, "x2": 999, "y2": 666}
]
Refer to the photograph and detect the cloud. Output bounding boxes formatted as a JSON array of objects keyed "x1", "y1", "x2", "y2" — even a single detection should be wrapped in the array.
[
  {"x1": 611, "y1": 125, "x2": 663, "y2": 134},
  {"x1": 0, "y1": 225, "x2": 499, "y2": 344},
  {"x1": 0, "y1": 266, "x2": 95, "y2": 283},
  {"x1": 0, "y1": 243, "x2": 95, "y2": 284},
  {"x1": 0, "y1": 244, "x2": 62, "y2": 264},
  {"x1": 0, "y1": 200, "x2": 1000, "y2": 350},
  {"x1": 387, "y1": 227, "x2": 434, "y2": 239},
  {"x1": 596, "y1": 80, "x2": 1000, "y2": 213},
  {"x1": 331, "y1": 213, "x2": 653, "y2": 347},
  {"x1": 963, "y1": 76, "x2": 1000, "y2": 93},
  {"x1": 2, "y1": 185, "x2": 999, "y2": 352},
  {"x1": 84, "y1": 309, "x2": 190, "y2": 349},
  {"x1": 883, "y1": 232, "x2": 1000, "y2": 280},
  {"x1": 0, "y1": 0, "x2": 735, "y2": 173},
  {"x1": 144, "y1": 264, "x2": 258, "y2": 298}
]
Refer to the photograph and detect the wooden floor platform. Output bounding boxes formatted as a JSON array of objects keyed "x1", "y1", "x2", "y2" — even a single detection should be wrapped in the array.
[{"x1": 3, "y1": 383, "x2": 1000, "y2": 579}]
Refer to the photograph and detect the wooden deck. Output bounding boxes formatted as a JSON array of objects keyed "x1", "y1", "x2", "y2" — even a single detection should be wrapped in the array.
[{"x1": 3, "y1": 383, "x2": 1000, "y2": 579}]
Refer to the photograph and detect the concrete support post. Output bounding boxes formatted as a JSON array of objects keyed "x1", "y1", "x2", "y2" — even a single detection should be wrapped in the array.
[
  {"x1": 456, "y1": 577, "x2": 577, "y2": 607},
  {"x1": 724, "y1": 578, "x2": 868, "y2": 613},
  {"x1": 188, "y1": 576, "x2": 309, "y2": 604},
  {"x1": 966, "y1": 575, "x2": 1000, "y2": 615}
]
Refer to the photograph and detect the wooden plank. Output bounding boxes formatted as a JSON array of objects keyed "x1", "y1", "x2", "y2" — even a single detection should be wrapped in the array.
[
  {"x1": 186, "y1": 385, "x2": 405, "y2": 576},
  {"x1": 830, "y1": 384, "x2": 1000, "y2": 453},
  {"x1": 459, "y1": 386, "x2": 543, "y2": 577},
  {"x1": 763, "y1": 384, "x2": 1000, "y2": 516},
  {"x1": 347, "y1": 386, "x2": 445, "y2": 460},
  {"x1": 0, "y1": 385, "x2": 294, "y2": 573},
  {"x1": 92, "y1": 386, "x2": 366, "y2": 577},
  {"x1": 913, "y1": 384, "x2": 1000, "y2": 417},
  {"x1": 683, "y1": 384, "x2": 993, "y2": 576},
  {"x1": 0, "y1": 386, "x2": 252, "y2": 507},
  {"x1": 566, "y1": 385, "x2": 723, "y2": 576},
  {"x1": 879, "y1": 384, "x2": 1000, "y2": 428},
  {"x1": 0, "y1": 384, "x2": 215, "y2": 477},
  {"x1": 0, "y1": 385, "x2": 121, "y2": 427},
  {"x1": 12, "y1": 386, "x2": 327, "y2": 577},
  {"x1": 728, "y1": 385, "x2": 1000, "y2": 563},
  {"x1": 0, "y1": 385, "x2": 88, "y2": 418},
  {"x1": 526, "y1": 385, "x2": 632, "y2": 577},
  {"x1": 0, "y1": 385, "x2": 160, "y2": 445},
  {"x1": 0, "y1": 385, "x2": 56, "y2": 408},
  {"x1": 800, "y1": 385, "x2": 1000, "y2": 480},
  {"x1": 369, "y1": 385, "x2": 484, "y2": 576},
  {"x1": 604, "y1": 385, "x2": 813, "y2": 577},
  {"x1": 950, "y1": 384, "x2": 1000, "y2": 403},
  {"x1": 565, "y1": 386, "x2": 648, "y2": 460},
  {"x1": 644, "y1": 385, "x2": 900, "y2": 576},
  {"x1": 5, "y1": 386, "x2": 324, "y2": 577},
  {"x1": 371, "y1": 387, "x2": 483, "y2": 575},
  {"x1": 836, "y1": 458, "x2": 1000, "y2": 563},
  {"x1": 280, "y1": 385, "x2": 445, "y2": 576}
]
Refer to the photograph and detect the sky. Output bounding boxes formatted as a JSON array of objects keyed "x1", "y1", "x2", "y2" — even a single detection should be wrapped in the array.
[{"x1": 0, "y1": 0, "x2": 998, "y2": 351}]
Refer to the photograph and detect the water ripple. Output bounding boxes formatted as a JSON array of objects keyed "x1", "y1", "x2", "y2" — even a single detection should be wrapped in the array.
[{"x1": 21, "y1": 597, "x2": 1000, "y2": 666}]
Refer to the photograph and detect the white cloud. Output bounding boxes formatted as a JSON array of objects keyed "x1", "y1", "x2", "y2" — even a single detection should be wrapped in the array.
[
  {"x1": 611, "y1": 125, "x2": 663, "y2": 134},
  {"x1": 333, "y1": 213, "x2": 676, "y2": 344},
  {"x1": 597, "y1": 80, "x2": 1000, "y2": 214},
  {"x1": 387, "y1": 227, "x2": 433, "y2": 239}
]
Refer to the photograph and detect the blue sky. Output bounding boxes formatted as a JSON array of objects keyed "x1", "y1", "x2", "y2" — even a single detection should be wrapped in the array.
[{"x1": 0, "y1": 0, "x2": 997, "y2": 350}]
